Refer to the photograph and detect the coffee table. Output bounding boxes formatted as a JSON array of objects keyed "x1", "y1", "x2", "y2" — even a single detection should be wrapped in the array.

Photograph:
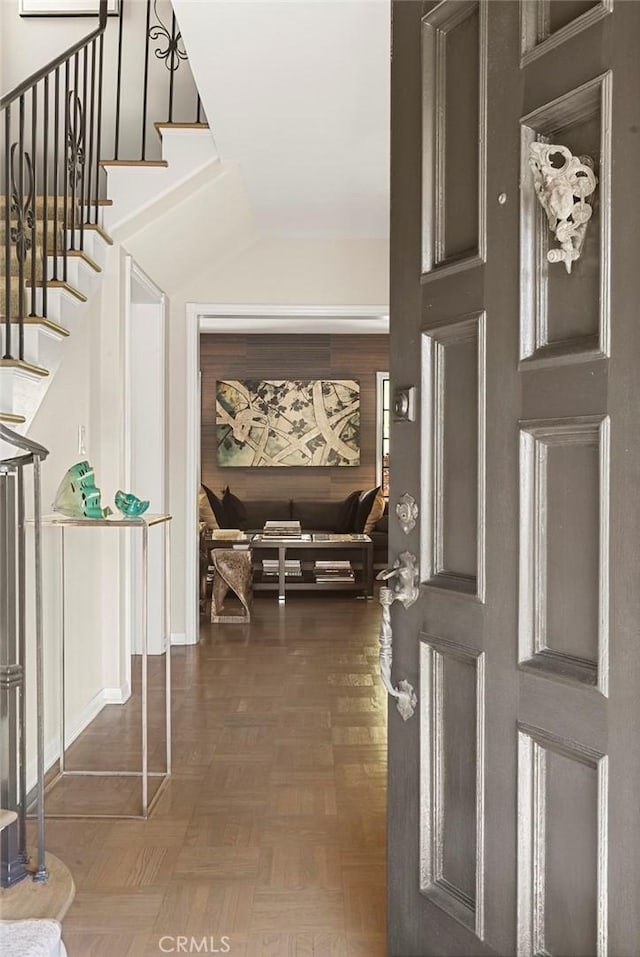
[{"x1": 250, "y1": 532, "x2": 374, "y2": 603}]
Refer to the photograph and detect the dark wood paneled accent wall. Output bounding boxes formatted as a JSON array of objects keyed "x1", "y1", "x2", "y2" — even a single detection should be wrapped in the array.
[{"x1": 200, "y1": 334, "x2": 389, "y2": 501}]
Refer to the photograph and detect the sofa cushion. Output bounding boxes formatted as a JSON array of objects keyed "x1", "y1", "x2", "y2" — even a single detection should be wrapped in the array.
[
  {"x1": 201, "y1": 484, "x2": 225, "y2": 528},
  {"x1": 354, "y1": 486, "x2": 382, "y2": 533},
  {"x1": 222, "y1": 487, "x2": 248, "y2": 530},
  {"x1": 364, "y1": 488, "x2": 385, "y2": 534},
  {"x1": 336, "y1": 489, "x2": 362, "y2": 533},
  {"x1": 291, "y1": 499, "x2": 344, "y2": 532},
  {"x1": 199, "y1": 487, "x2": 219, "y2": 530},
  {"x1": 244, "y1": 499, "x2": 292, "y2": 529}
]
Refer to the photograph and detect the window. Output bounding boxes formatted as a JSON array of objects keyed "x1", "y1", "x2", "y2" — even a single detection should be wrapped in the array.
[{"x1": 376, "y1": 371, "x2": 390, "y2": 497}]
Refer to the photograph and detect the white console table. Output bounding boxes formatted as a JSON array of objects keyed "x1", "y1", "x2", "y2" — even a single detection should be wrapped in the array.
[{"x1": 36, "y1": 513, "x2": 172, "y2": 819}]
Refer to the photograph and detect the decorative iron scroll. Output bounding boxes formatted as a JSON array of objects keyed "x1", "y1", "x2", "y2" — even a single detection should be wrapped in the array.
[
  {"x1": 66, "y1": 91, "x2": 85, "y2": 189},
  {"x1": 149, "y1": 0, "x2": 187, "y2": 72},
  {"x1": 9, "y1": 144, "x2": 34, "y2": 263},
  {"x1": 529, "y1": 141, "x2": 597, "y2": 274}
]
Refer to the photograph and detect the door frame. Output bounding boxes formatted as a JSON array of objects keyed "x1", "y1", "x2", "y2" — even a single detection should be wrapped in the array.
[
  {"x1": 122, "y1": 255, "x2": 168, "y2": 673},
  {"x1": 183, "y1": 303, "x2": 390, "y2": 646}
]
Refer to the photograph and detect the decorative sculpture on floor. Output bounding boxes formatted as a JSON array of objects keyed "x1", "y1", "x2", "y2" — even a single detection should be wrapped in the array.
[
  {"x1": 53, "y1": 461, "x2": 112, "y2": 519},
  {"x1": 529, "y1": 141, "x2": 597, "y2": 274},
  {"x1": 210, "y1": 549, "x2": 252, "y2": 624}
]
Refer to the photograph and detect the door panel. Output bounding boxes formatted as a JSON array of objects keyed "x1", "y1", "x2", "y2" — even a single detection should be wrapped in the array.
[
  {"x1": 520, "y1": 0, "x2": 612, "y2": 66},
  {"x1": 422, "y1": 314, "x2": 485, "y2": 596},
  {"x1": 520, "y1": 73, "x2": 611, "y2": 365},
  {"x1": 518, "y1": 415, "x2": 609, "y2": 691},
  {"x1": 517, "y1": 725, "x2": 606, "y2": 957},
  {"x1": 421, "y1": 0, "x2": 487, "y2": 275},
  {"x1": 389, "y1": 1, "x2": 640, "y2": 954},
  {"x1": 442, "y1": 4, "x2": 480, "y2": 259},
  {"x1": 420, "y1": 636, "x2": 485, "y2": 938}
]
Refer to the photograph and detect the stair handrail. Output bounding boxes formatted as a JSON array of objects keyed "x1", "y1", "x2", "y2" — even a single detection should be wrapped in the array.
[
  {"x1": 0, "y1": 2, "x2": 107, "y2": 111},
  {"x1": 0, "y1": 422, "x2": 49, "y2": 461}
]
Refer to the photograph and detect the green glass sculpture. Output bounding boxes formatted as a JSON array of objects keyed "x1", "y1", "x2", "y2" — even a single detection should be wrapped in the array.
[
  {"x1": 53, "y1": 461, "x2": 112, "y2": 520},
  {"x1": 115, "y1": 489, "x2": 150, "y2": 518}
]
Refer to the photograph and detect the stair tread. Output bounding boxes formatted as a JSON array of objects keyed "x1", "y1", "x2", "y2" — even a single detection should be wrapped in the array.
[
  {"x1": 100, "y1": 159, "x2": 168, "y2": 168},
  {"x1": 3, "y1": 316, "x2": 70, "y2": 336},
  {"x1": 67, "y1": 249, "x2": 102, "y2": 272},
  {"x1": 154, "y1": 121, "x2": 210, "y2": 138},
  {"x1": 0, "y1": 277, "x2": 87, "y2": 306},
  {"x1": 0, "y1": 256, "x2": 46, "y2": 280},
  {"x1": 0, "y1": 358, "x2": 49, "y2": 377},
  {"x1": 32, "y1": 279, "x2": 87, "y2": 302},
  {"x1": 0, "y1": 244, "x2": 102, "y2": 272},
  {"x1": 84, "y1": 223, "x2": 114, "y2": 245},
  {"x1": 0, "y1": 195, "x2": 112, "y2": 209}
]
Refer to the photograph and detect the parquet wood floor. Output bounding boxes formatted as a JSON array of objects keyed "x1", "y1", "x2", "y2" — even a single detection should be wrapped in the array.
[{"x1": 38, "y1": 595, "x2": 387, "y2": 956}]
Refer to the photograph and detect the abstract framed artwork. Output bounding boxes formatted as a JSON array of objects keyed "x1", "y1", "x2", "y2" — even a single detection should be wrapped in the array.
[{"x1": 216, "y1": 379, "x2": 360, "y2": 467}]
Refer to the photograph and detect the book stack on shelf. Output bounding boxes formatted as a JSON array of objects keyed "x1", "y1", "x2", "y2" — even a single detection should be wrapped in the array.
[
  {"x1": 262, "y1": 559, "x2": 303, "y2": 578},
  {"x1": 313, "y1": 560, "x2": 355, "y2": 583},
  {"x1": 262, "y1": 520, "x2": 303, "y2": 539}
]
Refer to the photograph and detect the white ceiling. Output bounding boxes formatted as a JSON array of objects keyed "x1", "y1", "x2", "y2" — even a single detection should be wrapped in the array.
[{"x1": 174, "y1": 0, "x2": 390, "y2": 240}]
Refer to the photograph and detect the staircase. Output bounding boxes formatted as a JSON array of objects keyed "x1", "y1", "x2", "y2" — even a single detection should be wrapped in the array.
[
  {"x1": 0, "y1": 0, "x2": 209, "y2": 432},
  {"x1": 0, "y1": 200, "x2": 110, "y2": 428}
]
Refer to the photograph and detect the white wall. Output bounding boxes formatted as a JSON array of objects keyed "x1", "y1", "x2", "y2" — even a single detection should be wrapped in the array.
[{"x1": 1, "y1": 1, "x2": 87, "y2": 93}]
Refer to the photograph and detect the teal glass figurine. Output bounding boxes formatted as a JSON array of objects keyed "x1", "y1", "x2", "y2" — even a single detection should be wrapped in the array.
[
  {"x1": 115, "y1": 489, "x2": 150, "y2": 518},
  {"x1": 53, "y1": 461, "x2": 113, "y2": 520}
]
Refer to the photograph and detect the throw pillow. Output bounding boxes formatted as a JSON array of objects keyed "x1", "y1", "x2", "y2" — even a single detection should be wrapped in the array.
[
  {"x1": 364, "y1": 487, "x2": 386, "y2": 534},
  {"x1": 222, "y1": 487, "x2": 248, "y2": 530},
  {"x1": 199, "y1": 485, "x2": 220, "y2": 530},
  {"x1": 353, "y1": 486, "x2": 382, "y2": 534},
  {"x1": 337, "y1": 489, "x2": 362, "y2": 533},
  {"x1": 202, "y1": 483, "x2": 226, "y2": 528}
]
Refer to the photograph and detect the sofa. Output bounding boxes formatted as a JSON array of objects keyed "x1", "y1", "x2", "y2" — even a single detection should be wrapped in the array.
[{"x1": 200, "y1": 485, "x2": 389, "y2": 569}]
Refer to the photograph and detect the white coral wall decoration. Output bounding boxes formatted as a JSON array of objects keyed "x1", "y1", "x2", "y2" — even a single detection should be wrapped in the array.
[{"x1": 529, "y1": 141, "x2": 598, "y2": 274}]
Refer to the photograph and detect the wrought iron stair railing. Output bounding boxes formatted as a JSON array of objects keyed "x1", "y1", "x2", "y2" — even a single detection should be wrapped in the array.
[
  {"x1": 1, "y1": 0, "x2": 204, "y2": 370},
  {"x1": 1, "y1": 2, "x2": 108, "y2": 364}
]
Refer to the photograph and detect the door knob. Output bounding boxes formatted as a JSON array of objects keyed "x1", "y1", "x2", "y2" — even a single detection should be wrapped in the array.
[{"x1": 376, "y1": 551, "x2": 419, "y2": 721}]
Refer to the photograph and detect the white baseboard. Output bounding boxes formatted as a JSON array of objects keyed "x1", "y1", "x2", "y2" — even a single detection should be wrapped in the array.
[
  {"x1": 170, "y1": 631, "x2": 196, "y2": 645},
  {"x1": 103, "y1": 682, "x2": 131, "y2": 704}
]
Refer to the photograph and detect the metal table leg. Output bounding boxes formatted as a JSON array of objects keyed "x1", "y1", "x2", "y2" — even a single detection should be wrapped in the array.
[
  {"x1": 141, "y1": 522, "x2": 148, "y2": 818},
  {"x1": 278, "y1": 545, "x2": 286, "y2": 603},
  {"x1": 165, "y1": 520, "x2": 172, "y2": 778}
]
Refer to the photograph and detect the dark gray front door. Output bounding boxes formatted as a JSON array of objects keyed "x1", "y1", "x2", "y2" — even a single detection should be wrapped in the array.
[{"x1": 388, "y1": 1, "x2": 640, "y2": 954}]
